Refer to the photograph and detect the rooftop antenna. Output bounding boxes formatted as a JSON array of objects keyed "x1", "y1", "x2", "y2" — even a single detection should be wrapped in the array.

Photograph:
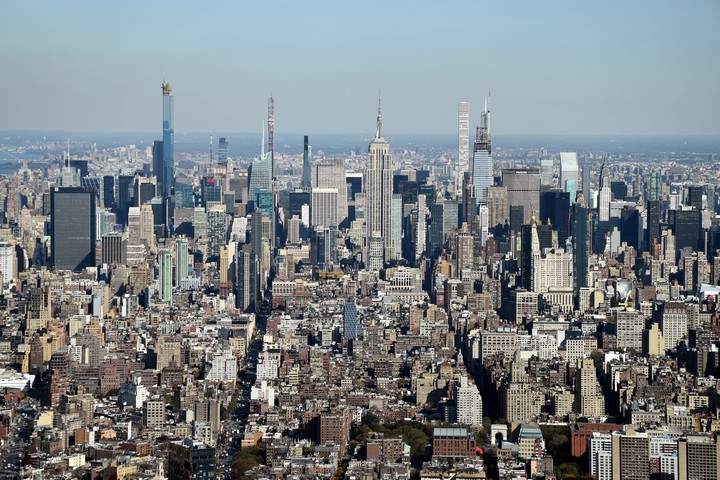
[
  {"x1": 66, "y1": 139, "x2": 70, "y2": 168},
  {"x1": 261, "y1": 121, "x2": 265, "y2": 159}
]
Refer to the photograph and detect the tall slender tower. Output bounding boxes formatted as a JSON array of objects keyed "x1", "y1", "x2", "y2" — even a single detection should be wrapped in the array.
[
  {"x1": 161, "y1": 81, "x2": 174, "y2": 199},
  {"x1": 471, "y1": 96, "x2": 492, "y2": 206},
  {"x1": 302, "y1": 135, "x2": 312, "y2": 188},
  {"x1": 457, "y1": 102, "x2": 470, "y2": 194},
  {"x1": 598, "y1": 156, "x2": 611, "y2": 222},
  {"x1": 267, "y1": 96, "x2": 276, "y2": 249},
  {"x1": 365, "y1": 96, "x2": 394, "y2": 268}
]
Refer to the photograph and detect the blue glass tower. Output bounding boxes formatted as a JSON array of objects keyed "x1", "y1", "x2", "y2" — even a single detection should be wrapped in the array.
[
  {"x1": 471, "y1": 96, "x2": 492, "y2": 207},
  {"x1": 161, "y1": 81, "x2": 174, "y2": 198}
]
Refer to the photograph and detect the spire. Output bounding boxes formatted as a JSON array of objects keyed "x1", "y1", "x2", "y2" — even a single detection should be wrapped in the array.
[{"x1": 375, "y1": 90, "x2": 383, "y2": 139}]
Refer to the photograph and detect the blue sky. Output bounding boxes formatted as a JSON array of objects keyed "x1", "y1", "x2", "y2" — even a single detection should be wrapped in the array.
[{"x1": 1, "y1": 1, "x2": 718, "y2": 135}]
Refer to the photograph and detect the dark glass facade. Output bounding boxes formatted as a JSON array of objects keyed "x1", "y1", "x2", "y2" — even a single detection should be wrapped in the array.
[{"x1": 51, "y1": 187, "x2": 96, "y2": 271}]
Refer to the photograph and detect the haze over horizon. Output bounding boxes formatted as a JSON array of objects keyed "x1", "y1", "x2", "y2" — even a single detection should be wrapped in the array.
[{"x1": 1, "y1": 1, "x2": 719, "y2": 136}]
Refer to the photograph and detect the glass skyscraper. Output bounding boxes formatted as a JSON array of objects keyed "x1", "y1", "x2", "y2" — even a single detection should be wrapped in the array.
[
  {"x1": 161, "y1": 81, "x2": 174, "y2": 198},
  {"x1": 51, "y1": 187, "x2": 97, "y2": 271}
]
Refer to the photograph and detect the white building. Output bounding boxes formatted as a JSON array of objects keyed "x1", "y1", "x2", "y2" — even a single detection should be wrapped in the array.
[{"x1": 455, "y1": 374, "x2": 482, "y2": 426}]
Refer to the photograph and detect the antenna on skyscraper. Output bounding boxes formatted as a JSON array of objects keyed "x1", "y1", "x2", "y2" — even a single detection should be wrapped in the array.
[
  {"x1": 209, "y1": 135, "x2": 213, "y2": 175},
  {"x1": 66, "y1": 139, "x2": 70, "y2": 168},
  {"x1": 261, "y1": 121, "x2": 265, "y2": 159}
]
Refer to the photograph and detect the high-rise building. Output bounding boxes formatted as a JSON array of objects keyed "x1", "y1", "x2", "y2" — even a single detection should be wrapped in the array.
[
  {"x1": 572, "y1": 203, "x2": 591, "y2": 305},
  {"x1": 540, "y1": 158, "x2": 554, "y2": 186},
  {"x1": 174, "y1": 238, "x2": 189, "y2": 287},
  {"x1": 503, "y1": 168, "x2": 541, "y2": 227},
  {"x1": 344, "y1": 298, "x2": 361, "y2": 340},
  {"x1": 218, "y1": 137, "x2": 229, "y2": 165},
  {"x1": 302, "y1": 135, "x2": 312, "y2": 188},
  {"x1": 598, "y1": 157, "x2": 611, "y2": 222},
  {"x1": 236, "y1": 246, "x2": 258, "y2": 312},
  {"x1": 313, "y1": 158, "x2": 347, "y2": 226},
  {"x1": 206, "y1": 204, "x2": 228, "y2": 261},
  {"x1": 102, "y1": 175, "x2": 115, "y2": 210},
  {"x1": 158, "y1": 249, "x2": 172, "y2": 303},
  {"x1": 540, "y1": 189, "x2": 570, "y2": 246},
  {"x1": 51, "y1": 187, "x2": 97, "y2": 271},
  {"x1": 457, "y1": 101, "x2": 470, "y2": 193},
  {"x1": 311, "y1": 188, "x2": 339, "y2": 228},
  {"x1": 581, "y1": 158, "x2": 591, "y2": 205},
  {"x1": 454, "y1": 375, "x2": 482, "y2": 426},
  {"x1": 101, "y1": 232, "x2": 126, "y2": 266},
  {"x1": 560, "y1": 152, "x2": 579, "y2": 197},
  {"x1": 365, "y1": 99, "x2": 394, "y2": 266},
  {"x1": 677, "y1": 436, "x2": 720, "y2": 480},
  {"x1": 471, "y1": 97, "x2": 492, "y2": 206},
  {"x1": 611, "y1": 429, "x2": 649, "y2": 480},
  {"x1": 687, "y1": 185, "x2": 704, "y2": 211},
  {"x1": 0, "y1": 242, "x2": 16, "y2": 286},
  {"x1": 160, "y1": 81, "x2": 174, "y2": 198},
  {"x1": 589, "y1": 433, "x2": 612, "y2": 480}
]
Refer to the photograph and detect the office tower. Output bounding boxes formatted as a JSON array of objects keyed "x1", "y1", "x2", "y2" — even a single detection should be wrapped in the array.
[
  {"x1": 0, "y1": 242, "x2": 16, "y2": 285},
  {"x1": 669, "y1": 209, "x2": 702, "y2": 253},
  {"x1": 51, "y1": 187, "x2": 97, "y2": 271},
  {"x1": 598, "y1": 157, "x2": 611, "y2": 222},
  {"x1": 428, "y1": 202, "x2": 445, "y2": 259},
  {"x1": 365, "y1": 99, "x2": 394, "y2": 266},
  {"x1": 487, "y1": 185, "x2": 508, "y2": 229},
  {"x1": 610, "y1": 181, "x2": 627, "y2": 201},
  {"x1": 539, "y1": 189, "x2": 570, "y2": 246},
  {"x1": 367, "y1": 232, "x2": 384, "y2": 272},
  {"x1": 688, "y1": 185, "x2": 704, "y2": 211},
  {"x1": 172, "y1": 176, "x2": 194, "y2": 209},
  {"x1": 559, "y1": 152, "x2": 579, "y2": 196},
  {"x1": 572, "y1": 203, "x2": 591, "y2": 303},
  {"x1": 346, "y1": 173, "x2": 362, "y2": 201},
  {"x1": 503, "y1": 168, "x2": 541, "y2": 226},
  {"x1": 160, "y1": 81, "x2": 174, "y2": 198},
  {"x1": 649, "y1": 171, "x2": 660, "y2": 201},
  {"x1": 302, "y1": 135, "x2": 312, "y2": 188},
  {"x1": 391, "y1": 194, "x2": 403, "y2": 260},
  {"x1": 658, "y1": 301, "x2": 688, "y2": 349},
  {"x1": 455, "y1": 229, "x2": 475, "y2": 272},
  {"x1": 116, "y1": 175, "x2": 134, "y2": 225},
  {"x1": 248, "y1": 152, "x2": 272, "y2": 207},
  {"x1": 157, "y1": 249, "x2": 172, "y2": 303},
  {"x1": 236, "y1": 246, "x2": 258, "y2": 312},
  {"x1": 174, "y1": 238, "x2": 189, "y2": 287},
  {"x1": 620, "y1": 206, "x2": 642, "y2": 252},
  {"x1": 647, "y1": 200, "x2": 662, "y2": 251},
  {"x1": 457, "y1": 101, "x2": 470, "y2": 193},
  {"x1": 520, "y1": 220, "x2": 541, "y2": 292},
  {"x1": 102, "y1": 175, "x2": 115, "y2": 209},
  {"x1": 218, "y1": 137, "x2": 228, "y2": 164},
  {"x1": 101, "y1": 232, "x2": 126, "y2": 266},
  {"x1": 677, "y1": 436, "x2": 720, "y2": 480},
  {"x1": 454, "y1": 375, "x2": 482, "y2": 426},
  {"x1": 581, "y1": 157, "x2": 591, "y2": 205},
  {"x1": 167, "y1": 439, "x2": 216, "y2": 480},
  {"x1": 201, "y1": 176, "x2": 222, "y2": 207},
  {"x1": 152, "y1": 140, "x2": 164, "y2": 196},
  {"x1": 344, "y1": 298, "x2": 360, "y2": 340},
  {"x1": 313, "y1": 158, "x2": 347, "y2": 226},
  {"x1": 311, "y1": 188, "x2": 339, "y2": 227},
  {"x1": 540, "y1": 158, "x2": 554, "y2": 186},
  {"x1": 134, "y1": 176, "x2": 156, "y2": 206},
  {"x1": 470, "y1": 97, "x2": 492, "y2": 205}
]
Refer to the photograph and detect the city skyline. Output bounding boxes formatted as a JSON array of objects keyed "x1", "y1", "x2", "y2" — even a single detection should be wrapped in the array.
[{"x1": 1, "y1": 1, "x2": 719, "y2": 136}]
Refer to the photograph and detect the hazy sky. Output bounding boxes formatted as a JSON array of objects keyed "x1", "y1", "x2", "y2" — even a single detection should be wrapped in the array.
[{"x1": 1, "y1": 1, "x2": 719, "y2": 136}]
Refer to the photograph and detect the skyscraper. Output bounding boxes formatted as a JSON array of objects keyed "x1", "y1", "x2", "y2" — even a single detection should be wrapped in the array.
[
  {"x1": 51, "y1": 187, "x2": 97, "y2": 271},
  {"x1": 313, "y1": 158, "x2": 347, "y2": 227},
  {"x1": 572, "y1": 203, "x2": 591, "y2": 305},
  {"x1": 471, "y1": 97, "x2": 492, "y2": 206},
  {"x1": 365, "y1": 98, "x2": 394, "y2": 266},
  {"x1": 302, "y1": 135, "x2": 312, "y2": 188},
  {"x1": 344, "y1": 299, "x2": 360, "y2": 340},
  {"x1": 559, "y1": 152, "x2": 579, "y2": 197},
  {"x1": 174, "y1": 238, "x2": 189, "y2": 287},
  {"x1": 218, "y1": 137, "x2": 229, "y2": 165},
  {"x1": 598, "y1": 157, "x2": 611, "y2": 222},
  {"x1": 161, "y1": 81, "x2": 174, "y2": 199},
  {"x1": 457, "y1": 102, "x2": 469, "y2": 194},
  {"x1": 158, "y1": 249, "x2": 172, "y2": 304}
]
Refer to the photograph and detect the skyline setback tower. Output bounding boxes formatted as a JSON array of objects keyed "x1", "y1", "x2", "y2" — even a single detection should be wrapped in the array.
[
  {"x1": 365, "y1": 98, "x2": 395, "y2": 268},
  {"x1": 471, "y1": 96, "x2": 492, "y2": 206},
  {"x1": 457, "y1": 101, "x2": 469, "y2": 195},
  {"x1": 161, "y1": 81, "x2": 174, "y2": 199}
]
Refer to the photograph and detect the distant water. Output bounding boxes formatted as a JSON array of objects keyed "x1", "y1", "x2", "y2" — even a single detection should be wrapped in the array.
[
  {"x1": 0, "y1": 149, "x2": 46, "y2": 175},
  {"x1": 1, "y1": 131, "x2": 718, "y2": 166}
]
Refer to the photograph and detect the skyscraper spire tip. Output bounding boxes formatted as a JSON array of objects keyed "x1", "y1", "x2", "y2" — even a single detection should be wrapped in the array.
[{"x1": 375, "y1": 90, "x2": 383, "y2": 139}]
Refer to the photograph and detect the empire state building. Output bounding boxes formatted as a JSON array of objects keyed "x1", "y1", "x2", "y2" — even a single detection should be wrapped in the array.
[{"x1": 364, "y1": 100, "x2": 394, "y2": 269}]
